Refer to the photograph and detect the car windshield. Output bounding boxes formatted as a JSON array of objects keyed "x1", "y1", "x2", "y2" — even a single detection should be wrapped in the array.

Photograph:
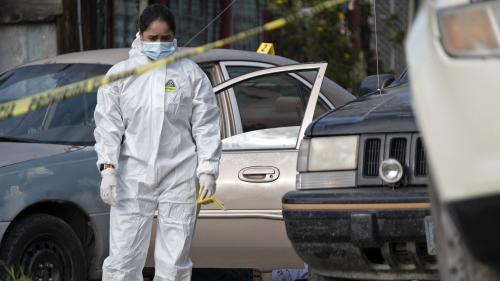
[{"x1": 0, "y1": 63, "x2": 110, "y2": 145}]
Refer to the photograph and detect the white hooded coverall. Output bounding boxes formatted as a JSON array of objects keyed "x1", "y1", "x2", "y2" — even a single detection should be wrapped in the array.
[{"x1": 94, "y1": 37, "x2": 221, "y2": 281}]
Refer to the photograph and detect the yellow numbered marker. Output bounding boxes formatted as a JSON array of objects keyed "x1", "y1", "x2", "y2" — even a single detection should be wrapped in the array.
[{"x1": 257, "y1": 42, "x2": 275, "y2": 55}]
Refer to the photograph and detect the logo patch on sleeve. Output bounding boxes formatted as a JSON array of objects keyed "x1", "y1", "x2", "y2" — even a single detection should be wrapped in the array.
[{"x1": 165, "y1": 80, "x2": 177, "y2": 92}]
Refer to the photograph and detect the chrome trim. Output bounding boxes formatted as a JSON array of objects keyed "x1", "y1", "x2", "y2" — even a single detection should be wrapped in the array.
[
  {"x1": 283, "y1": 202, "x2": 431, "y2": 211},
  {"x1": 214, "y1": 63, "x2": 327, "y2": 95},
  {"x1": 219, "y1": 62, "x2": 244, "y2": 134},
  {"x1": 220, "y1": 60, "x2": 334, "y2": 110},
  {"x1": 154, "y1": 209, "x2": 284, "y2": 220},
  {"x1": 219, "y1": 60, "x2": 273, "y2": 72},
  {"x1": 198, "y1": 210, "x2": 283, "y2": 220},
  {"x1": 297, "y1": 63, "x2": 328, "y2": 147},
  {"x1": 238, "y1": 166, "x2": 280, "y2": 183},
  {"x1": 297, "y1": 171, "x2": 356, "y2": 190}
]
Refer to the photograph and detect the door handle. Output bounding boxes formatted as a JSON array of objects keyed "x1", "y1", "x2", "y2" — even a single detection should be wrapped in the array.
[{"x1": 238, "y1": 166, "x2": 280, "y2": 183}]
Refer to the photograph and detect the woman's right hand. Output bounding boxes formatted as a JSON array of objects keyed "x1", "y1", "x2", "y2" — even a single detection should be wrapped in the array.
[{"x1": 100, "y1": 168, "x2": 118, "y2": 206}]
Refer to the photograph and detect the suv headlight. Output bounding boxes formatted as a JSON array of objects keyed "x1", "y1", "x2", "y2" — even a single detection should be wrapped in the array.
[
  {"x1": 297, "y1": 135, "x2": 359, "y2": 172},
  {"x1": 296, "y1": 135, "x2": 359, "y2": 190},
  {"x1": 439, "y1": 1, "x2": 500, "y2": 57}
]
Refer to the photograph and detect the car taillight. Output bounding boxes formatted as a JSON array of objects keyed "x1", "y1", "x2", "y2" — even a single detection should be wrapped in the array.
[{"x1": 439, "y1": 1, "x2": 500, "y2": 57}]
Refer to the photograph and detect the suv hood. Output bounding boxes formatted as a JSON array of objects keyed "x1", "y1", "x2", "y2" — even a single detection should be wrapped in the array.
[
  {"x1": 0, "y1": 142, "x2": 71, "y2": 167},
  {"x1": 305, "y1": 84, "x2": 417, "y2": 137}
]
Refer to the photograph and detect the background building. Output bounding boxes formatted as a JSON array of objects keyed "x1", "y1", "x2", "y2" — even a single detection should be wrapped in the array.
[{"x1": 0, "y1": 0, "x2": 419, "y2": 93}]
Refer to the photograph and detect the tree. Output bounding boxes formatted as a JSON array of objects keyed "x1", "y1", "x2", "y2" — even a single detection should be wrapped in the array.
[{"x1": 266, "y1": 0, "x2": 373, "y2": 95}]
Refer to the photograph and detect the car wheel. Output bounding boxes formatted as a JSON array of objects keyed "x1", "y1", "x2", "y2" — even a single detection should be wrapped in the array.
[
  {"x1": 429, "y1": 180, "x2": 499, "y2": 281},
  {"x1": 0, "y1": 214, "x2": 87, "y2": 281}
]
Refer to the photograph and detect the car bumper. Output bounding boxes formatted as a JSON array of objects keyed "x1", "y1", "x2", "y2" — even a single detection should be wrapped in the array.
[{"x1": 282, "y1": 188, "x2": 438, "y2": 280}]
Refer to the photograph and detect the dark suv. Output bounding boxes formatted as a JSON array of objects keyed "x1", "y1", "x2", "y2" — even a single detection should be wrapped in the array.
[{"x1": 282, "y1": 74, "x2": 439, "y2": 281}]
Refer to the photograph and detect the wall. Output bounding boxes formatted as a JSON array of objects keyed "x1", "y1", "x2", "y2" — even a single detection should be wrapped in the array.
[
  {"x1": 0, "y1": 23, "x2": 58, "y2": 73},
  {"x1": 0, "y1": 0, "x2": 62, "y2": 73}
]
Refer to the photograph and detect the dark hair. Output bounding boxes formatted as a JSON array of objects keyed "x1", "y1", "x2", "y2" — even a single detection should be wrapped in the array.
[{"x1": 138, "y1": 4, "x2": 176, "y2": 34}]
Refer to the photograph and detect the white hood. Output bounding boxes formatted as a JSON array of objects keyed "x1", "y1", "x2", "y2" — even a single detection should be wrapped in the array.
[{"x1": 129, "y1": 32, "x2": 144, "y2": 58}]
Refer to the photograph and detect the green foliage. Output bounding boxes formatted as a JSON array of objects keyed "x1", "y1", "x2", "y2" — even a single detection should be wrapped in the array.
[
  {"x1": 0, "y1": 262, "x2": 31, "y2": 281},
  {"x1": 384, "y1": 14, "x2": 406, "y2": 45},
  {"x1": 267, "y1": 0, "x2": 367, "y2": 94}
]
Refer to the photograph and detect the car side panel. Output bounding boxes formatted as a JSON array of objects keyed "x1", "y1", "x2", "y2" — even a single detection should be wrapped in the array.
[
  {"x1": 0, "y1": 146, "x2": 109, "y2": 276},
  {"x1": 190, "y1": 217, "x2": 303, "y2": 269},
  {"x1": 0, "y1": 147, "x2": 106, "y2": 221},
  {"x1": 179, "y1": 150, "x2": 302, "y2": 268}
]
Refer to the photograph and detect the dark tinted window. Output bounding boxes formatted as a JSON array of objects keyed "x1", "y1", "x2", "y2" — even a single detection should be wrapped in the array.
[
  {"x1": 226, "y1": 65, "x2": 261, "y2": 79},
  {"x1": 231, "y1": 72, "x2": 312, "y2": 132},
  {"x1": 226, "y1": 65, "x2": 330, "y2": 123},
  {"x1": 0, "y1": 64, "x2": 110, "y2": 144}
]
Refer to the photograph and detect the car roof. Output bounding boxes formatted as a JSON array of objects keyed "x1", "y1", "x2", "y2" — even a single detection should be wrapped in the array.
[
  {"x1": 24, "y1": 48, "x2": 299, "y2": 67},
  {"x1": 21, "y1": 48, "x2": 355, "y2": 107}
]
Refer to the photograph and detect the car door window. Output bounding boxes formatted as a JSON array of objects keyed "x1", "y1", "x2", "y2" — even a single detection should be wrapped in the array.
[
  {"x1": 201, "y1": 67, "x2": 216, "y2": 86},
  {"x1": 214, "y1": 64, "x2": 327, "y2": 151},
  {"x1": 232, "y1": 72, "x2": 311, "y2": 133},
  {"x1": 226, "y1": 66, "x2": 261, "y2": 79},
  {"x1": 225, "y1": 65, "x2": 329, "y2": 119}
]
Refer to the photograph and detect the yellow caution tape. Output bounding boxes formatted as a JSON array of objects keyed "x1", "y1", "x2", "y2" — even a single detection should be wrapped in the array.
[
  {"x1": 197, "y1": 185, "x2": 226, "y2": 211},
  {"x1": 257, "y1": 42, "x2": 275, "y2": 55},
  {"x1": 0, "y1": 0, "x2": 345, "y2": 121}
]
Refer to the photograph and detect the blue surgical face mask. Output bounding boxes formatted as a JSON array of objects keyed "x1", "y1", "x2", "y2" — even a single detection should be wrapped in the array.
[{"x1": 141, "y1": 39, "x2": 177, "y2": 60}]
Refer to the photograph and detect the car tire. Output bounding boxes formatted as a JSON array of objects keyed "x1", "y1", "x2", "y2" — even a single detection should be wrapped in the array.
[
  {"x1": 429, "y1": 181, "x2": 499, "y2": 281},
  {"x1": 0, "y1": 214, "x2": 87, "y2": 281}
]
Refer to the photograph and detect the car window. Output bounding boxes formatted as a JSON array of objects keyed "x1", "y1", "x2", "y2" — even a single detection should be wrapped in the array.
[
  {"x1": 226, "y1": 65, "x2": 329, "y2": 119},
  {"x1": 201, "y1": 67, "x2": 216, "y2": 86},
  {"x1": 221, "y1": 70, "x2": 319, "y2": 150},
  {"x1": 226, "y1": 65, "x2": 261, "y2": 79},
  {"x1": 222, "y1": 126, "x2": 300, "y2": 150},
  {"x1": 0, "y1": 64, "x2": 110, "y2": 144},
  {"x1": 234, "y1": 72, "x2": 311, "y2": 132}
]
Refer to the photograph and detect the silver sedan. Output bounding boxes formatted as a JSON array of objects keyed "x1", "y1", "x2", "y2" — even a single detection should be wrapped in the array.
[{"x1": 0, "y1": 48, "x2": 354, "y2": 281}]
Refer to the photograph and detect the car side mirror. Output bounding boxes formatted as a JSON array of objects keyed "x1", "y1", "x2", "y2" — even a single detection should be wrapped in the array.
[{"x1": 359, "y1": 74, "x2": 395, "y2": 96}]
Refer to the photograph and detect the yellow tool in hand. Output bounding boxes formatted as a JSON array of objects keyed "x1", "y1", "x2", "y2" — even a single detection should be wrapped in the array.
[{"x1": 197, "y1": 186, "x2": 226, "y2": 211}]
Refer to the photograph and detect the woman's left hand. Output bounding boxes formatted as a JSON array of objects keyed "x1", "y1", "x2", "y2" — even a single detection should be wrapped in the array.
[{"x1": 199, "y1": 174, "x2": 216, "y2": 200}]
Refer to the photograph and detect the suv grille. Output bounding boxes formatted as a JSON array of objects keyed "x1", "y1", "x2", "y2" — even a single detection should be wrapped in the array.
[
  {"x1": 363, "y1": 139, "x2": 381, "y2": 177},
  {"x1": 359, "y1": 134, "x2": 428, "y2": 185},
  {"x1": 415, "y1": 138, "x2": 427, "y2": 176},
  {"x1": 389, "y1": 138, "x2": 407, "y2": 164}
]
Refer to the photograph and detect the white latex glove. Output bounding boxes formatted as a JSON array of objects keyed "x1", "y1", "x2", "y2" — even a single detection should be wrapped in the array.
[
  {"x1": 100, "y1": 168, "x2": 117, "y2": 206},
  {"x1": 199, "y1": 174, "x2": 216, "y2": 200}
]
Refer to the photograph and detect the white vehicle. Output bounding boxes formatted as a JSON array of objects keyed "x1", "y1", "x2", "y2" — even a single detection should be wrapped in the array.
[{"x1": 407, "y1": 0, "x2": 500, "y2": 280}]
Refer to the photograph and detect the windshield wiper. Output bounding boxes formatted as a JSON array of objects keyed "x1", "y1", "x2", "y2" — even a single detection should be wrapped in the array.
[{"x1": 0, "y1": 136, "x2": 39, "y2": 143}]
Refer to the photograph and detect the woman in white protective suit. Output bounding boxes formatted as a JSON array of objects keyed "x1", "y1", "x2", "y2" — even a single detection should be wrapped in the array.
[{"x1": 93, "y1": 4, "x2": 221, "y2": 281}]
